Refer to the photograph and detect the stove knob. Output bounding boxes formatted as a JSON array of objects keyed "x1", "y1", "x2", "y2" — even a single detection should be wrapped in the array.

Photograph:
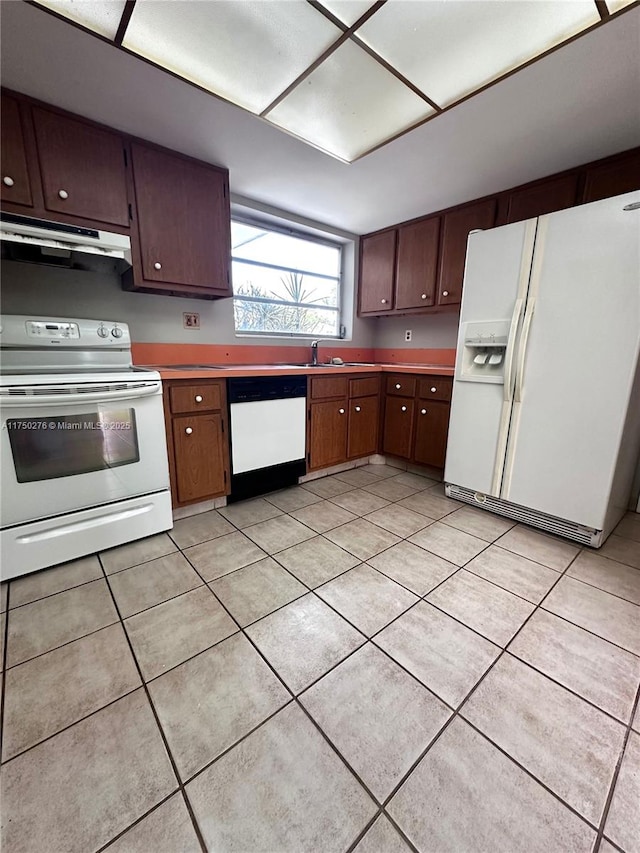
[
  {"x1": 111, "y1": 326, "x2": 123, "y2": 339},
  {"x1": 97, "y1": 324, "x2": 109, "y2": 338}
]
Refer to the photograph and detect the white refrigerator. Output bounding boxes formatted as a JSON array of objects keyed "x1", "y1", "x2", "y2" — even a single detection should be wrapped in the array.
[{"x1": 444, "y1": 191, "x2": 640, "y2": 547}]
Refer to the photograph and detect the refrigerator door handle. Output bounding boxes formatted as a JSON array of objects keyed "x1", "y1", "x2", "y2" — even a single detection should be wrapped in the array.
[
  {"x1": 514, "y1": 298, "x2": 536, "y2": 403},
  {"x1": 503, "y1": 298, "x2": 525, "y2": 402}
]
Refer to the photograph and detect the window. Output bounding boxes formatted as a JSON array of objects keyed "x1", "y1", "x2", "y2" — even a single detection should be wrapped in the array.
[{"x1": 231, "y1": 219, "x2": 342, "y2": 337}]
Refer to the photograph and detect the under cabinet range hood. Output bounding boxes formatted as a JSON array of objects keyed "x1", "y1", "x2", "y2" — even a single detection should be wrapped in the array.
[{"x1": 0, "y1": 213, "x2": 132, "y2": 270}]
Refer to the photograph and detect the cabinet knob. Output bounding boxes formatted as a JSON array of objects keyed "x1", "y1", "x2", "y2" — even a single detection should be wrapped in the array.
[
  {"x1": 381, "y1": 299, "x2": 387, "y2": 304},
  {"x1": 421, "y1": 408, "x2": 427, "y2": 415},
  {"x1": 442, "y1": 290, "x2": 449, "y2": 297},
  {"x1": 3, "y1": 176, "x2": 14, "y2": 187},
  {"x1": 421, "y1": 293, "x2": 427, "y2": 299},
  {"x1": 154, "y1": 262, "x2": 162, "y2": 270},
  {"x1": 395, "y1": 383, "x2": 401, "y2": 389},
  {"x1": 339, "y1": 408, "x2": 345, "y2": 414},
  {"x1": 431, "y1": 386, "x2": 437, "y2": 393},
  {"x1": 401, "y1": 405, "x2": 407, "y2": 412},
  {"x1": 195, "y1": 395, "x2": 203, "y2": 403},
  {"x1": 354, "y1": 406, "x2": 361, "y2": 412},
  {"x1": 185, "y1": 427, "x2": 193, "y2": 435},
  {"x1": 58, "y1": 189, "x2": 69, "y2": 199}
]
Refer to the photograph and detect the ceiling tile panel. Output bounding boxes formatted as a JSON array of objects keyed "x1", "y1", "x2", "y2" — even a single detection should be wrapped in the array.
[
  {"x1": 606, "y1": 0, "x2": 637, "y2": 11},
  {"x1": 267, "y1": 40, "x2": 435, "y2": 162},
  {"x1": 122, "y1": 0, "x2": 343, "y2": 114},
  {"x1": 356, "y1": 0, "x2": 601, "y2": 107},
  {"x1": 314, "y1": 0, "x2": 380, "y2": 26},
  {"x1": 33, "y1": 0, "x2": 127, "y2": 39}
]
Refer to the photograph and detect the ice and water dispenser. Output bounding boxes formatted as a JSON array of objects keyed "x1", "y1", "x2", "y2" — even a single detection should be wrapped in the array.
[{"x1": 457, "y1": 320, "x2": 510, "y2": 384}]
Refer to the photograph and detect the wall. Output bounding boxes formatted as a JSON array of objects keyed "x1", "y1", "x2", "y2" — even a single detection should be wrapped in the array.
[{"x1": 373, "y1": 312, "x2": 459, "y2": 350}]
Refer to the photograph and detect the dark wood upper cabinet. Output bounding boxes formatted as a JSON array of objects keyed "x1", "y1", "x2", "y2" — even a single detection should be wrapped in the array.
[
  {"x1": 582, "y1": 150, "x2": 640, "y2": 203},
  {"x1": 359, "y1": 230, "x2": 396, "y2": 314},
  {"x1": 437, "y1": 198, "x2": 497, "y2": 306},
  {"x1": 395, "y1": 218, "x2": 440, "y2": 310},
  {"x1": 1, "y1": 95, "x2": 34, "y2": 209},
  {"x1": 506, "y1": 174, "x2": 578, "y2": 224},
  {"x1": 32, "y1": 107, "x2": 129, "y2": 227},
  {"x1": 129, "y1": 142, "x2": 231, "y2": 297}
]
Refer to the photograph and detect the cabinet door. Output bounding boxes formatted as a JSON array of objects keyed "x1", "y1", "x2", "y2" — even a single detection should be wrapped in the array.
[
  {"x1": 131, "y1": 142, "x2": 231, "y2": 294},
  {"x1": 348, "y1": 395, "x2": 379, "y2": 459},
  {"x1": 437, "y1": 198, "x2": 496, "y2": 306},
  {"x1": 382, "y1": 396, "x2": 415, "y2": 459},
  {"x1": 506, "y1": 174, "x2": 578, "y2": 223},
  {"x1": 32, "y1": 107, "x2": 129, "y2": 226},
  {"x1": 309, "y1": 400, "x2": 348, "y2": 469},
  {"x1": 582, "y1": 150, "x2": 640, "y2": 203},
  {"x1": 173, "y1": 413, "x2": 226, "y2": 503},
  {"x1": 413, "y1": 401, "x2": 450, "y2": 468},
  {"x1": 359, "y1": 231, "x2": 396, "y2": 314},
  {"x1": 1, "y1": 95, "x2": 33, "y2": 208},
  {"x1": 395, "y1": 217, "x2": 440, "y2": 309}
]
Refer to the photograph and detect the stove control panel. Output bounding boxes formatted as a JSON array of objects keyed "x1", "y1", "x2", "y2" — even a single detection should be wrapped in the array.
[
  {"x1": 26, "y1": 321, "x2": 80, "y2": 340},
  {"x1": 0, "y1": 315, "x2": 131, "y2": 349}
]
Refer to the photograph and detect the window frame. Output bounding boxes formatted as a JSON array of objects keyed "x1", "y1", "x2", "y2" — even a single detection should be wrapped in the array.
[{"x1": 231, "y1": 214, "x2": 344, "y2": 340}]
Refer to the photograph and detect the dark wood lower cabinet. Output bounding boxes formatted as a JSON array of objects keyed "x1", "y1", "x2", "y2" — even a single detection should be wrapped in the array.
[
  {"x1": 382, "y1": 374, "x2": 452, "y2": 469},
  {"x1": 173, "y1": 413, "x2": 226, "y2": 503},
  {"x1": 309, "y1": 400, "x2": 349, "y2": 469},
  {"x1": 308, "y1": 374, "x2": 380, "y2": 471},
  {"x1": 382, "y1": 396, "x2": 415, "y2": 458},
  {"x1": 163, "y1": 379, "x2": 229, "y2": 508},
  {"x1": 347, "y1": 395, "x2": 379, "y2": 458},
  {"x1": 414, "y1": 401, "x2": 450, "y2": 468}
]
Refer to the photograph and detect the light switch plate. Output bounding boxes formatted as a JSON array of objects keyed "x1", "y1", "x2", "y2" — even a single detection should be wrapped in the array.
[{"x1": 183, "y1": 312, "x2": 200, "y2": 329}]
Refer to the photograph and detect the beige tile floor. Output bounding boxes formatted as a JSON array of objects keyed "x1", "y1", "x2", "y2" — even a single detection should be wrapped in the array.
[{"x1": 1, "y1": 466, "x2": 639, "y2": 853}]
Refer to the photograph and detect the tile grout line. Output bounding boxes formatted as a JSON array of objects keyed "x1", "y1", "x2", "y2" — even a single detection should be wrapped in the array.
[
  {"x1": 592, "y1": 680, "x2": 640, "y2": 853},
  {"x1": 0, "y1": 583, "x2": 11, "y2": 763},
  {"x1": 97, "y1": 554, "x2": 209, "y2": 853}
]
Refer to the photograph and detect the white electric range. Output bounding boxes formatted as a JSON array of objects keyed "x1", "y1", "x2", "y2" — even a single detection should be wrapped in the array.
[{"x1": 0, "y1": 315, "x2": 172, "y2": 579}]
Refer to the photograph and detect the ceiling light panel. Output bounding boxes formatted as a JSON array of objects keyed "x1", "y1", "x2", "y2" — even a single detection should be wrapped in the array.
[
  {"x1": 122, "y1": 0, "x2": 343, "y2": 114},
  {"x1": 267, "y1": 40, "x2": 434, "y2": 162},
  {"x1": 33, "y1": 0, "x2": 127, "y2": 39},
  {"x1": 356, "y1": 0, "x2": 601, "y2": 108},
  {"x1": 314, "y1": 1, "x2": 380, "y2": 26},
  {"x1": 605, "y1": 0, "x2": 637, "y2": 11}
]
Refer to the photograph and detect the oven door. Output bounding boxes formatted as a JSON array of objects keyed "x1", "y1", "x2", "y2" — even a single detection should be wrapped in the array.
[{"x1": 1, "y1": 378, "x2": 169, "y2": 527}]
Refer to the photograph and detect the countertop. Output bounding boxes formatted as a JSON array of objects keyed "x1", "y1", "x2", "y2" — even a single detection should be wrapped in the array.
[{"x1": 148, "y1": 363, "x2": 455, "y2": 380}]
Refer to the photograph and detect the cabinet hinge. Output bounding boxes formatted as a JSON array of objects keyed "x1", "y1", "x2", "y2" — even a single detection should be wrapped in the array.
[
  {"x1": 307, "y1": 453, "x2": 310, "y2": 465},
  {"x1": 128, "y1": 203, "x2": 133, "y2": 221},
  {"x1": 224, "y1": 470, "x2": 227, "y2": 483},
  {"x1": 307, "y1": 409, "x2": 311, "y2": 421},
  {"x1": 221, "y1": 420, "x2": 225, "y2": 434}
]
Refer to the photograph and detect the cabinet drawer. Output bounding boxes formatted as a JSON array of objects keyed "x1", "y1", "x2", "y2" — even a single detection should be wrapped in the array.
[
  {"x1": 349, "y1": 376, "x2": 379, "y2": 398},
  {"x1": 386, "y1": 375, "x2": 417, "y2": 397},
  {"x1": 310, "y1": 375, "x2": 349, "y2": 400},
  {"x1": 170, "y1": 383, "x2": 222, "y2": 414},
  {"x1": 417, "y1": 376, "x2": 452, "y2": 401}
]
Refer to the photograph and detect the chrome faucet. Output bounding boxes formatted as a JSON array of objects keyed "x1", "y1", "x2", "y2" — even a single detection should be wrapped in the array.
[{"x1": 311, "y1": 339, "x2": 330, "y2": 366}]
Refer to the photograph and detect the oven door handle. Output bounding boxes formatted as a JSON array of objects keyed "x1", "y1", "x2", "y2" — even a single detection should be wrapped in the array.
[{"x1": 0, "y1": 383, "x2": 162, "y2": 407}]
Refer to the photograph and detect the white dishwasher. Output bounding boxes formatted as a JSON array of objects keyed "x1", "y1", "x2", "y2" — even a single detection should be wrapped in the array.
[{"x1": 228, "y1": 375, "x2": 307, "y2": 501}]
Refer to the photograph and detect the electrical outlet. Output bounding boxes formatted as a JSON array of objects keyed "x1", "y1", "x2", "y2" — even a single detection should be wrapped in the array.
[
  {"x1": 183, "y1": 312, "x2": 200, "y2": 329},
  {"x1": 405, "y1": 329, "x2": 412, "y2": 342}
]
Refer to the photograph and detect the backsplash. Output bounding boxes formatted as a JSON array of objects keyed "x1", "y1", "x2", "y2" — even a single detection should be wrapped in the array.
[{"x1": 1, "y1": 260, "x2": 459, "y2": 362}]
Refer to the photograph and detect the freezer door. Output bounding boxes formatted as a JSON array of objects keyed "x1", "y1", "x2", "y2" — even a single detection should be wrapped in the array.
[
  {"x1": 445, "y1": 220, "x2": 536, "y2": 495},
  {"x1": 502, "y1": 192, "x2": 640, "y2": 528}
]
